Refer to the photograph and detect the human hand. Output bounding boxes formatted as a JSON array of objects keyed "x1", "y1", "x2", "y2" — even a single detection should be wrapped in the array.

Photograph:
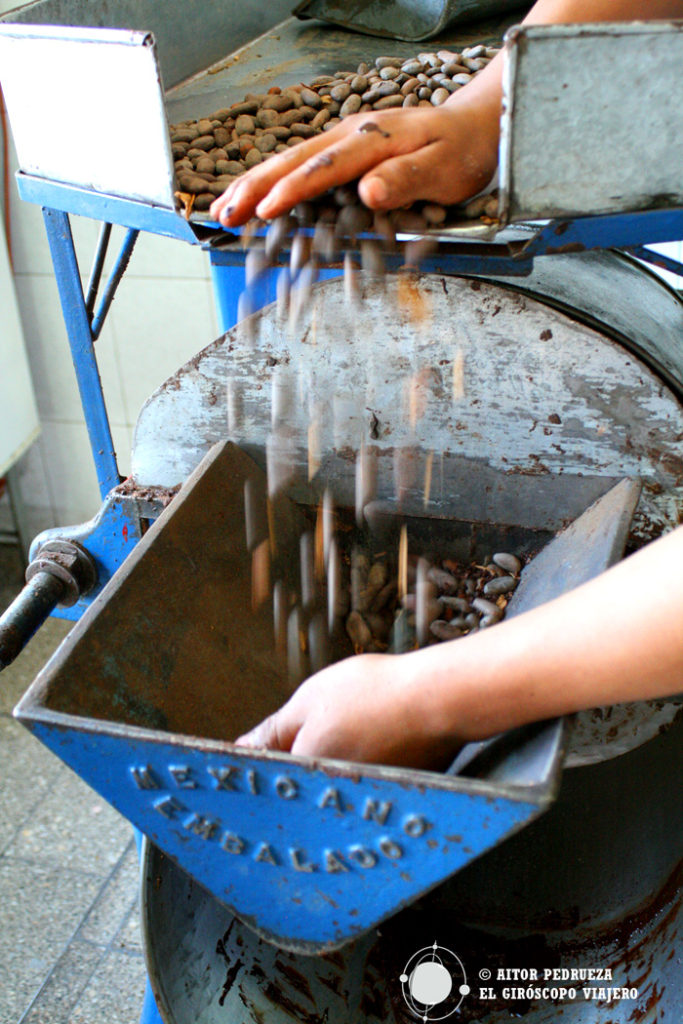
[
  {"x1": 234, "y1": 651, "x2": 460, "y2": 770},
  {"x1": 209, "y1": 86, "x2": 500, "y2": 228}
]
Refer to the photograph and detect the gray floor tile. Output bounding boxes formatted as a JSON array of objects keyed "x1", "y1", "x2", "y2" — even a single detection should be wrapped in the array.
[
  {"x1": 79, "y1": 841, "x2": 139, "y2": 946},
  {"x1": 0, "y1": 858, "x2": 103, "y2": 1024},
  {"x1": 66, "y1": 949, "x2": 147, "y2": 1024},
  {"x1": 0, "y1": 544, "x2": 148, "y2": 1024},
  {"x1": 20, "y1": 941, "x2": 103, "y2": 1024},
  {"x1": 0, "y1": 614, "x2": 72, "y2": 716},
  {"x1": 8, "y1": 766, "x2": 133, "y2": 876},
  {"x1": 0, "y1": 717, "x2": 62, "y2": 856},
  {"x1": 114, "y1": 906, "x2": 144, "y2": 955}
]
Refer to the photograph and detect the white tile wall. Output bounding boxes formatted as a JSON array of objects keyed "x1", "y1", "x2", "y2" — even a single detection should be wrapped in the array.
[
  {"x1": 5, "y1": 159, "x2": 218, "y2": 536},
  {"x1": 108, "y1": 275, "x2": 218, "y2": 424},
  {"x1": 39, "y1": 421, "x2": 101, "y2": 524},
  {"x1": 14, "y1": 273, "x2": 87, "y2": 421}
]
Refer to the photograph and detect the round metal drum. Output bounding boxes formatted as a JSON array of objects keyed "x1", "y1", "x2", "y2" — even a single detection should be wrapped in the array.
[
  {"x1": 136, "y1": 254, "x2": 683, "y2": 1023},
  {"x1": 142, "y1": 709, "x2": 683, "y2": 1023}
]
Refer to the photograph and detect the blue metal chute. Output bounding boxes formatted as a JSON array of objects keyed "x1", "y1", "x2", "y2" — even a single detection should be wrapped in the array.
[
  {"x1": 22, "y1": 723, "x2": 544, "y2": 952},
  {"x1": 15, "y1": 440, "x2": 639, "y2": 953}
]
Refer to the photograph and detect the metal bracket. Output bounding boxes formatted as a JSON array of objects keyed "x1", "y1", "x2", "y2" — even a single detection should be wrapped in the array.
[
  {"x1": 28, "y1": 489, "x2": 148, "y2": 622},
  {"x1": 26, "y1": 538, "x2": 97, "y2": 607},
  {"x1": 0, "y1": 538, "x2": 97, "y2": 669},
  {"x1": 499, "y1": 21, "x2": 683, "y2": 223}
]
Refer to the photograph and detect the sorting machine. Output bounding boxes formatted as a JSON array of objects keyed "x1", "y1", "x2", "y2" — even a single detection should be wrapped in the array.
[{"x1": 0, "y1": 3, "x2": 682, "y2": 1021}]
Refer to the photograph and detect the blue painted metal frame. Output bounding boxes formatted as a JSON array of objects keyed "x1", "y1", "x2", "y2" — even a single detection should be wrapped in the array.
[
  {"x1": 209, "y1": 257, "x2": 342, "y2": 333},
  {"x1": 22, "y1": 176, "x2": 213, "y2": 625},
  {"x1": 91, "y1": 227, "x2": 139, "y2": 340},
  {"x1": 520, "y1": 206, "x2": 683, "y2": 258},
  {"x1": 626, "y1": 243, "x2": 683, "y2": 280},
  {"x1": 30, "y1": 493, "x2": 145, "y2": 622},
  {"x1": 22, "y1": 719, "x2": 543, "y2": 951},
  {"x1": 17, "y1": 173, "x2": 203, "y2": 242},
  {"x1": 42, "y1": 207, "x2": 121, "y2": 498}
]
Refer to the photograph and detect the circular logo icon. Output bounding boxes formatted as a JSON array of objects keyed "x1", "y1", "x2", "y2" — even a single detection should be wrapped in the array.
[{"x1": 400, "y1": 941, "x2": 470, "y2": 1021}]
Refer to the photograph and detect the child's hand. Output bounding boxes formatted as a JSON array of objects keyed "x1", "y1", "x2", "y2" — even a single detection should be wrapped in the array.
[
  {"x1": 209, "y1": 79, "x2": 500, "y2": 227},
  {"x1": 235, "y1": 651, "x2": 460, "y2": 769}
]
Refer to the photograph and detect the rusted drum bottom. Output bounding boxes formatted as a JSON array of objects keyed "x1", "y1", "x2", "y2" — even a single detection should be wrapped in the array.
[{"x1": 141, "y1": 711, "x2": 683, "y2": 1024}]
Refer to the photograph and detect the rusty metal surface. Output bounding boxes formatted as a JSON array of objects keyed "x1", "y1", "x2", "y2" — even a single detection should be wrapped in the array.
[
  {"x1": 566, "y1": 698, "x2": 683, "y2": 768},
  {"x1": 132, "y1": 270, "x2": 683, "y2": 541},
  {"x1": 499, "y1": 22, "x2": 683, "y2": 222},
  {"x1": 164, "y1": 14, "x2": 514, "y2": 123},
  {"x1": 142, "y1": 840, "x2": 391, "y2": 1024},
  {"x1": 291, "y1": 0, "x2": 527, "y2": 42},
  {"x1": 482, "y1": 248, "x2": 683, "y2": 406}
]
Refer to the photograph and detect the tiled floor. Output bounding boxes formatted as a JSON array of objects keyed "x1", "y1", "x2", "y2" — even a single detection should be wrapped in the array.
[{"x1": 0, "y1": 544, "x2": 147, "y2": 1024}]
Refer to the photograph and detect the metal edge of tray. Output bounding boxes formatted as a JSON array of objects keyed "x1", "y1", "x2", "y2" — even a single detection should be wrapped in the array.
[
  {"x1": 0, "y1": 11, "x2": 511, "y2": 226},
  {"x1": 13, "y1": 439, "x2": 561, "y2": 953},
  {"x1": 0, "y1": 23, "x2": 177, "y2": 209},
  {"x1": 12, "y1": 451, "x2": 641, "y2": 951},
  {"x1": 15, "y1": 173, "x2": 205, "y2": 244},
  {"x1": 12, "y1": 442, "x2": 557, "y2": 807},
  {"x1": 499, "y1": 20, "x2": 683, "y2": 225}
]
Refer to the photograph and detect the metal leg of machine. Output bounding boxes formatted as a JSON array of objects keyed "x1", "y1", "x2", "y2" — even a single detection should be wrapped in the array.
[{"x1": 41, "y1": 207, "x2": 121, "y2": 498}]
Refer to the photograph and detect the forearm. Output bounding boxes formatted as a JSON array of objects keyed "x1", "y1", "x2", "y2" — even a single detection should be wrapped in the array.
[
  {"x1": 524, "y1": 0, "x2": 683, "y2": 22},
  {"x1": 444, "y1": 0, "x2": 683, "y2": 169},
  {"x1": 406, "y1": 526, "x2": 683, "y2": 742}
]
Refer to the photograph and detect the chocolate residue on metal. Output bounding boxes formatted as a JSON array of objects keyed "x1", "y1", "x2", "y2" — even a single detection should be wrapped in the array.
[
  {"x1": 115, "y1": 478, "x2": 181, "y2": 507},
  {"x1": 216, "y1": 925, "x2": 243, "y2": 1007},
  {"x1": 318, "y1": 971, "x2": 344, "y2": 997},
  {"x1": 263, "y1": 982, "x2": 322, "y2": 1024},
  {"x1": 218, "y1": 958, "x2": 243, "y2": 1007},
  {"x1": 606, "y1": 857, "x2": 683, "y2": 964},
  {"x1": 274, "y1": 959, "x2": 316, "y2": 1003}
]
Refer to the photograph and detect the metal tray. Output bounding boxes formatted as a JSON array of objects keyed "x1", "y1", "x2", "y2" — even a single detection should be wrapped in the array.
[
  {"x1": 499, "y1": 21, "x2": 683, "y2": 222},
  {"x1": 15, "y1": 436, "x2": 639, "y2": 953},
  {"x1": 0, "y1": 3, "x2": 509, "y2": 226}
]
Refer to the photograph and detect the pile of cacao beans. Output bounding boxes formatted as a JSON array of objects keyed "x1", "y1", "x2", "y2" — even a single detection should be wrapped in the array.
[{"x1": 170, "y1": 44, "x2": 500, "y2": 220}]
